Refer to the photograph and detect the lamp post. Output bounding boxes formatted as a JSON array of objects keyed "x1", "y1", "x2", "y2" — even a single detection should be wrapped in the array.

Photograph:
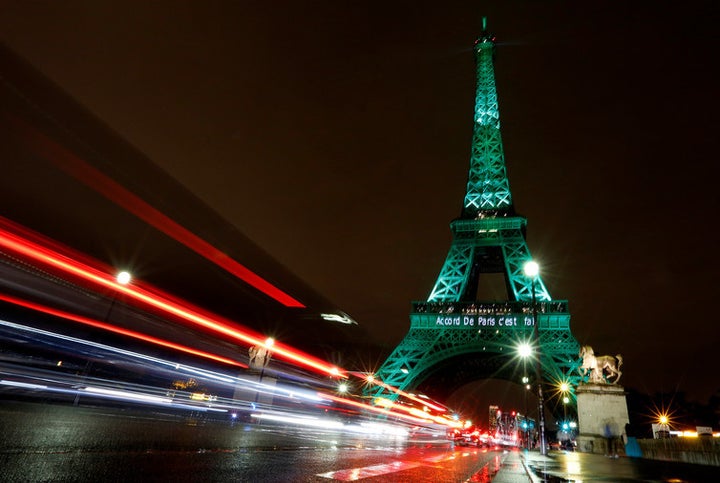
[
  {"x1": 517, "y1": 344, "x2": 534, "y2": 450},
  {"x1": 524, "y1": 260, "x2": 547, "y2": 455},
  {"x1": 559, "y1": 382, "x2": 570, "y2": 422},
  {"x1": 74, "y1": 270, "x2": 131, "y2": 406},
  {"x1": 102, "y1": 271, "x2": 132, "y2": 320},
  {"x1": 250, "y1": 337, "x2": 274, "y2": 405},
  {"x1": 522, "y1": 375, "x2": 530, "y2": 449},
  {"x1": 559, "y1": 382, "x2": 570, "y2": 448}
]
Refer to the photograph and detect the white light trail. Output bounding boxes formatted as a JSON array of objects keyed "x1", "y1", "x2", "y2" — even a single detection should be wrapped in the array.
[{"x1": 0, "y1": 379, "x2": 48, "y2": 390}]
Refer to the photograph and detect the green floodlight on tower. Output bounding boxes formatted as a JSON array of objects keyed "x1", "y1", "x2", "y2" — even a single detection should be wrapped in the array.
[
  {"x1": 462, "y1": 18, "x2": 512, "y2": 217},
  {"x1": 367, "y1": 18, "x2": 580, "y2": 405}
]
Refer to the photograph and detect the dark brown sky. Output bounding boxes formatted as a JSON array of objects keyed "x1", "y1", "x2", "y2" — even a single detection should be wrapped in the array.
[{"x1": 1, "y1": 1, "x2": 718, "y2": 402}]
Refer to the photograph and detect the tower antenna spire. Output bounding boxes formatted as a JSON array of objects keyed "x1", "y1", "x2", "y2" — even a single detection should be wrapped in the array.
[{"x1": 478, "y1": 15, "x2": 494, "y2": 44}]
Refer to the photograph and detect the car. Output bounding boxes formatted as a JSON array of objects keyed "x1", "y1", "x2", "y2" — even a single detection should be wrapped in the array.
[
  {"x1": 461, "y1": 426, "x2": 491, "y2": 446},
  {"x1": 447, "y1": 427, "x2": 464, "y2": 443},
  {"x1": 461, "y1": 426, "x2": 481, "y2": 446}
]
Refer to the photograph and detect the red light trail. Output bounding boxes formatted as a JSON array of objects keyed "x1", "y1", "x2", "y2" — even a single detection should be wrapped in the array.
[
  {"x1": 6, "y1": 114, "x2": 304, "y2": 308},
  {"x1": 0, "y1": 220, "x2": 457, "y2": 414},
  {"x1": 0, "y1": 217, "x2": 455, "y2": 413},
  {"x1": 0, "y1": 220, "x2": 343, "y2": 378},
  {"x1": 0, "y1": 110, "x2": 461, "y2": 417}
]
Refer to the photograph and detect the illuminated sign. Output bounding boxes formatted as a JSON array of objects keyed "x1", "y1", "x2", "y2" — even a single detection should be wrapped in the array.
[{"x1": 434, "y1": 315, "x2": 535, "y2": 327}]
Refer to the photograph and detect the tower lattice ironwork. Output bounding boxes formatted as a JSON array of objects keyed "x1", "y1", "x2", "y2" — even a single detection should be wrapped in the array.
[{"x1": 369, "y1": 24, "x2": 580, "y2": 403}]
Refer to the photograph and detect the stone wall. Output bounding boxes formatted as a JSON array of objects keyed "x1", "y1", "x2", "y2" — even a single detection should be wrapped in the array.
[
  {"x1": 576, "y1": 383, "x2": 629, "y2": 456},
  {"x1": 636, "y1": 438, "x2": 720, "y2": 467}
]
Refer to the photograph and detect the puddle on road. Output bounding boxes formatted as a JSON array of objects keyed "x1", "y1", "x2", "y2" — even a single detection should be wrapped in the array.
[{"x1": 527, "y1": 462, "x2": 572, "y2": 482}]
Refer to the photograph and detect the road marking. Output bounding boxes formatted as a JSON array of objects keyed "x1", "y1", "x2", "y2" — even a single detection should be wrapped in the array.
[
  {"x1": 316, "y1": 461, "x2": 423, "y2": 481},
  {"x1": 316, "y1": 450, "x2": 479, "y2": 480}
]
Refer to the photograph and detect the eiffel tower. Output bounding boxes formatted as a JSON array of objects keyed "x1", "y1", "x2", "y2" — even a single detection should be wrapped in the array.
[{"x1": 369, "y1": 23, "x2": 580, "y2": 403}]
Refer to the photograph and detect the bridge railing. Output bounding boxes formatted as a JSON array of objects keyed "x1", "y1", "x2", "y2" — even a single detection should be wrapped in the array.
[
  {"x1": 411, "y1": 300, "x2": 569, "y2": 315},
  {"x1": 637, "y1": 437, "x2": 720, "y2": 467}
]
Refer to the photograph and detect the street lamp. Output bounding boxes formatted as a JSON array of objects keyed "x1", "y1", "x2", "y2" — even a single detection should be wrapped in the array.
[
  {"x1": 249, "y1": 337, "x2": 274, "y2": 374},
  {"x1": 250, "y1": 337, "x2": 274, "y2": 405},
  {"x1": 105, "y1": 270, "x2": 132, "y2": 317},
  {"x1": 524, "y1": 260, "x2": 547, "y2": 455},
  {"x1": 74, "y1": 270, "x2": 132, "y2": 406},
  {"x1": 559, "y1": 382, "x2": 570, "y2": 422},
  {"x1": 522, "y1": 375, "x2": 530, "y2": 448},
  {"x1": 517, "y1": 345, "x2": 534, "y2": 450}
]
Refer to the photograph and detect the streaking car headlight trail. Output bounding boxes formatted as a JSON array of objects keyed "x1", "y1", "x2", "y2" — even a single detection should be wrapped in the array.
[
  {"x1": 0, "y1": 218, "x2": 460, "y2": 426},
  {"x1": 0, "y1": 218, "x2": 344, "y2": 379}
]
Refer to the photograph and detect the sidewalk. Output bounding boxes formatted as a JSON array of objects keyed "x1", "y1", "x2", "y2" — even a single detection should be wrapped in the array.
[
  {"x1": 493, "y1": 448, "x2": 720, "y2": 482},
  {"x1": 493, "y1": 449, "x2": 632, "y2": 482},
  {"x1": 497, "y1": 449, "x2": 633, "y2": 482},
  {"x1": 491, "y1": 449, "x2": 537, "y2": 483}
]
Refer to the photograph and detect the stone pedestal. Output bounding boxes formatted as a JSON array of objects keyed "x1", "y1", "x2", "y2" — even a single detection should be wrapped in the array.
[{"x1": 576, "y1": 383, "x2": 629, "y2": 455}]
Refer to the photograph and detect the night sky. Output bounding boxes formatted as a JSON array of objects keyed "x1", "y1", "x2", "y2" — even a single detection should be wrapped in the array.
[{"x1": 1, "y1": 2, "x2": 718, "y2": 405}]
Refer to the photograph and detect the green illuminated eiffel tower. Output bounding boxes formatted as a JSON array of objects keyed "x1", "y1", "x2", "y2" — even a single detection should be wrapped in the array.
[{"x1": 369, "y1": 23, "x2": 580, "y2": 402}]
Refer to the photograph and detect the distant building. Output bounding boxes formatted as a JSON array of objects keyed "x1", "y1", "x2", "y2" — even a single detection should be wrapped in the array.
[{"x1": 489, "y1": 405, "x2": 499, "y2": 433}]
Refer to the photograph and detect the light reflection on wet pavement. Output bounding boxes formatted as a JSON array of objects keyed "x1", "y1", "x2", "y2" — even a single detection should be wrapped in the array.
[{"x1": 523, "y1": 450, "x2": 720, "y2": 483}]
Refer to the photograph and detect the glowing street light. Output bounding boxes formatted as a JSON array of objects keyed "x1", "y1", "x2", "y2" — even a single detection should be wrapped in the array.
[
  {"x1": 517, "y1": 342, "x2": 532, "y2": 359},
  {"x1": 524, "y1": 259, "x2": 546, "y2": 455},
  {"x1": 523, "y1": 260, "x2": 539, "y2": 278},
  {"x1": 116, "y1": 270, "x2": 132, "y2": 285},
  {"x1": 105, "y1": 270, "x2": 132, "y2": 320},
  {"x1": 75, "y1": 269, "x2": 132, "y2": 407}
]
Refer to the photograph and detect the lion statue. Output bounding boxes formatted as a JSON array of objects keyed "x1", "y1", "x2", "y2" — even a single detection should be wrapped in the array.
[{"x1": 579, "y1": 345, "x2": 623, "y2": 384}]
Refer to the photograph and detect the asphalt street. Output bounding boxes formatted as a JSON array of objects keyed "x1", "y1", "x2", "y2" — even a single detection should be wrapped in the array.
[{"x1": 1, "y1": 402, "x2": 718, "y2": 482}]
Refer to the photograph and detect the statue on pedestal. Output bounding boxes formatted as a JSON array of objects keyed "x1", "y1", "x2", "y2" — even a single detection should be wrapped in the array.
[
  {"x1": 579, "y1": 345, "x2": 623, "y2": 384},
  {"x1": 249, "y1": 345, "x2": 272, "y2": 371},
  {"x1": 576, "y1": 346, "x2": 629, "y2": 454}
]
